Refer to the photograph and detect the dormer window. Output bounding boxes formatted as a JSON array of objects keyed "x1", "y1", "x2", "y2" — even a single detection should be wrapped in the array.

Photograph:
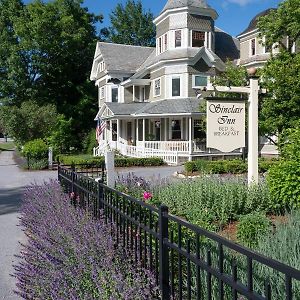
[
  {"x1": 175, "y1": 30, "x2": 182, "y2": 48},
  {"x1": 192, "y1": 31, "x2": 205, "y2": 48},
  {"x1": 250, "y1": 39, "x2": 256, "y2": 56}
]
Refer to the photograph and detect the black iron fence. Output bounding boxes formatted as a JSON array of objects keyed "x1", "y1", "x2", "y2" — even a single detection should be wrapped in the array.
[{"x1": 58, "y1": 165, "x2": 300, "y2": 300}]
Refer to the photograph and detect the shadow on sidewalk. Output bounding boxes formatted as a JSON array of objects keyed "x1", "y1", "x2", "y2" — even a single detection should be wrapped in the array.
[{"x1": 0, "y1": 188, "x2": 22, "y2": 216}]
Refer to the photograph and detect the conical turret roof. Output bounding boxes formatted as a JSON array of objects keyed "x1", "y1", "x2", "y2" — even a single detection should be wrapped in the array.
[{"x1": 161, "y1": 0, "x2": 210, "y2": 13}]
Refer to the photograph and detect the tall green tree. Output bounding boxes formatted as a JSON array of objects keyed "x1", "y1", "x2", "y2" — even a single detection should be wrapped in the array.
[
  {"x1": 0, "y1": 0, "x2": 103, "y2": 143},
  {"x1": 0, "y1": 101, "x2": 59, "y2": 145},
  {"x1": 257, "y1": 0, "x2": 300, "y2": 137},
  {"x1": 101, "y1": 0, "x2": 155, "y2": 47}
]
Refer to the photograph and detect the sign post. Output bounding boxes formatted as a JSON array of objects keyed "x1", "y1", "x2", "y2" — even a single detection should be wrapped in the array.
[{"x1": 204, "y1": 68, "x2": 264, "y2": 185}]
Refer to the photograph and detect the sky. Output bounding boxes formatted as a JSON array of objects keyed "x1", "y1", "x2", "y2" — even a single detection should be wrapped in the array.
[{"x1": 24, "y1": 0, "x2": 283, "y2": 37}]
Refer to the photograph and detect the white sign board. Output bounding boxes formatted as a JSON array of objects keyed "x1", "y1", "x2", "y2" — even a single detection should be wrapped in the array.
[{"x1": 207, "y1": 99, "x2": 245, "y2": 152}]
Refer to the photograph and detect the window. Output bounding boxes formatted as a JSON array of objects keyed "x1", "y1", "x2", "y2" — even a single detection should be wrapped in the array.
[
  {"x1": 171, "y1": 120, "x2": 181, "y2": 140},
  {"x1": 192, "y1": 31, "x2": 205, "y2": 48},
  {"x1": 175, "y1": 30, "x2": 182, "y2": 48},
  {"x1": 164, "y1": 34, "x2": 168, "y2": 51},
  {"x1": 264, "y1": 37, "x2": 272, "y2": 53},
  {"x1": 100, "y1": 87, "x2": 105, "y2": 99},
  {"x1": 251, "y1": 39, "x2": 256, "y2": 56},
  {"x1": 193, "y1": 75, "x2": 208, "y2": 88},
  {"x1": 159, "y1": 37, "x2": 162, "y2": 54},
  {"x1": 172, "y1": 77, "x2": 181, "y2": 97},
  {"x1": 111, "y1": 87, "x2": 118, "y2": 102},
  {"x1": 154, "y1": 78, "x2": 161, "y2": 97}
]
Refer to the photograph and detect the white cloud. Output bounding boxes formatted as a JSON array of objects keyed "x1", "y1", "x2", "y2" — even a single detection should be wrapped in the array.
[{"x1": 226, "y1": 0, "x2": 258, "y2": 6}]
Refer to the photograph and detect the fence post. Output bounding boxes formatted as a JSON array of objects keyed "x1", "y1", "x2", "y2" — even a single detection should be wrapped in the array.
[
  {"x1": 98, "y1": 181, "x2": 104, "y2": 214},
  {"x1": 71, "y1": 163, "x2": 75, "y2": 194},
  {"x1": 105, "y1": 151, "x2": 115, "y2": 188},
  {"x1": 159, "y1": 205, "x2": 170, "y2": 300}
]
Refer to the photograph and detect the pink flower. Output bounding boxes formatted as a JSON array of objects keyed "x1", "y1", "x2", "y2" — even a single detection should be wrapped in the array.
[
  {"x1": 70, "y1": 192, "x2": 75, "y2": 199},
  {"x1": 143, "y1": 191, "x2": 152, "y2": 201}
]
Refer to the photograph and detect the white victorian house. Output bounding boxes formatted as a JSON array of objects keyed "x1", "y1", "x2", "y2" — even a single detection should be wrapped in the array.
[{"x1": 91, "y1": 0, "x2": 241, "y2": 165}]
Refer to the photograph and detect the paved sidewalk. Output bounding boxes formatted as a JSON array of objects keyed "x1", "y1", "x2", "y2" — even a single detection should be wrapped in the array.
[{"x1": 0, "y1": 151, "x2": 56, "y2": 300}]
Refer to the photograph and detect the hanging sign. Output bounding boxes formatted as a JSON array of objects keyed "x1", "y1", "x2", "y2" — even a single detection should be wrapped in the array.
[{"x1": 206, "y1": 98, "x2": 245, "y2": 152}]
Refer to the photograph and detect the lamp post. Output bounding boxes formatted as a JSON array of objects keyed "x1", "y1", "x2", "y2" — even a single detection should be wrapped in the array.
[{"x1": 196, "y1": 67, "x2": 265, "y2": 185}]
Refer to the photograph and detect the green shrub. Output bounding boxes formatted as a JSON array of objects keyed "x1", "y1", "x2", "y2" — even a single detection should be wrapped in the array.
[
  {"x1": 58, "y1": 154, "x2": 164, "y2": 168},
  {"x1": 23, "y1": 139, "x2": 48, "y2": 160},
  {"x1": 184, "y1": 158, "x2": 278, "y2": 174},
  {"x1": 258, "y1": 158, "x2": 279, "y2": 173},
  {"x1": 27, "y1": 158, "x2": 49, "y2": 170},
  {"x1": 184, "y1": 161, "x2": 196, "y2": 173},
  {"x1": 267, "y1": 160, "x2": 300, "y2": 211},
  {"x1": 254, "y1": 211, "x2": 300, "y2": 298},
  {"x1": 279, "y1": 125, "x2": 300, "y2": 161},
  {"x1": 152, "y1": 177, "x2": 271, "y2": 230},
  {"x1": 237, "y1": 213, "x2": 271, "y2": 248},
  {"x1": 82, "y1": 129, "x2": 98, "y2": 154}
]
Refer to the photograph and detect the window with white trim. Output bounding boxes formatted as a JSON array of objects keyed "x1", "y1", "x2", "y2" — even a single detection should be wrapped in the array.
[
  {"x1": 164, "y1": 33, "x2": 168, "y2": 51},
  {"x1": 175, "y1": 30, "x2": 182, "y2": 48},
  {"x1": 172, "y1": 76, "x2": 181, "y2": 97},
  {"x1": 111, "y1": 87, "x2": 118, "y2": 102},
  {"x1": 192, "y1": 75, "x2": 209, "y2": 88},
  {"x1": 192, "y1": 30, "x2": 206, "y2": 48},
  {"x1": 157, "y1": 33, "x2": 168, "y2": 54},
  {"x1": 100, "y1": 86, "x2": 105, "y2": 99},
  {"x1": 154, "y1": 78, "x2": 161, "y2": 97}
]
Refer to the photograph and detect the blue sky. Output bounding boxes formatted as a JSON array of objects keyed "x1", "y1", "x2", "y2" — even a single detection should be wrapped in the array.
[{"x1": 24, "y1": 0, "x2": 283, "y2": 37}]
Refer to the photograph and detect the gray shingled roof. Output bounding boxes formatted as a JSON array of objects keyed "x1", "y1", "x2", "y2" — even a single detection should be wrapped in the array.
[
  {"x1": 238, "y1": 8, "x2": 275, "y2": 36},
  {"x1": 215, "y1": 27, "x2": 240, "y2": 61},
  {"x1": 161, "y1": 0, "x2": 210, "y2": 13},
  {"x1": 105, "y1": 102, "x2": 147, "y2": 116},
  {"x1": 134, "y1": 98, "x2": 203, "y2": 115},
  {"x1": 102, "y1": 99, "x2": 203, "y2": 117},
  {"x1": 98, "y1": 42, "x2": 154, "y2": 73}
]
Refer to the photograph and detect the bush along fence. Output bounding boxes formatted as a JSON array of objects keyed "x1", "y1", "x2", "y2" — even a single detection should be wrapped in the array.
[{"x1": 58, "y1": 165, "x2": 300, "y2": 300}]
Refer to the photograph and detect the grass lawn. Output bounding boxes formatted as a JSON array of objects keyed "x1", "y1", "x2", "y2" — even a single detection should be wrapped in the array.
[{"x1": 0, "y1": 141, "x2": 15, "y2": 151}]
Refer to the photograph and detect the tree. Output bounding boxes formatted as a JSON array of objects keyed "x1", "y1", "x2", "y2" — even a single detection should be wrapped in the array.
[
  {"x1": 0, "y1": 101, "x2": 59, "y2": 145},
  {"x1": 257, "y1": 0, "x2": 300, "y2": 137},
  {"x1": 101, "y1": 0, "x2": 155, "y2": 47},
  {"x1": 0, "y1": 0, "x2": 103, "y2": 144}
]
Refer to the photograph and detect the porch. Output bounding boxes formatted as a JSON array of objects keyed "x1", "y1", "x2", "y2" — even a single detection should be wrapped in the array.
[{"x1": 93, "y1": 116, "x2": 242, "y2": 165}]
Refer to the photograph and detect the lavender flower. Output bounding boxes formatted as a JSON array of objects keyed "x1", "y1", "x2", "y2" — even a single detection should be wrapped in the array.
[{"x1": 14, "y1": 180, "x2": 158, "y2": 299}]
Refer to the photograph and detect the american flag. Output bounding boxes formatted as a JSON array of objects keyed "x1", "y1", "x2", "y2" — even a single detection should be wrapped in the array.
[{"x1": 96, "y1": 117, "x2": 106, "y2": 141}]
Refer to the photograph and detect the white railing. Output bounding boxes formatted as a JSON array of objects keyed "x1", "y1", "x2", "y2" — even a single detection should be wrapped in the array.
[
  {"x1": 117, "y1": 142, "x2": 178, "y2": 165},
  {"x1": 138, "y1": 141, "x2": 190, "y2": 153}
]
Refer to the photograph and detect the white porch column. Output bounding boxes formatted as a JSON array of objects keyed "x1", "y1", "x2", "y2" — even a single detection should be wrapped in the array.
[
  {"x1": 136, "y1": 119, "x2": 139, "y2": 144},
  {"x1": 142, "y1": 118, "x2": 146, "y2": 148},
  {"x1": 248, "y1": 78, "x2": 259, "y2": 184},
  {"x1": 189, "y1": 117, "x2": 193, "y2": 161},
  {"x1": 117, "y1": 119, "x2": 120, "y2": 149},
  {"x1": 133, "y1": 85, "x2": 135, "y2": 102},
  {"x1": 110, "y1": 120, "x2": 112, "y2": 146},
  {"x1": 165, "y1": 118, "x2": 168, "y2": 141}
]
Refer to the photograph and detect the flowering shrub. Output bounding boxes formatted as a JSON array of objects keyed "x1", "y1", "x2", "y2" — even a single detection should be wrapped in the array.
[{"x1": 15, "y1": 180, "x2": 158, "y2": 299}]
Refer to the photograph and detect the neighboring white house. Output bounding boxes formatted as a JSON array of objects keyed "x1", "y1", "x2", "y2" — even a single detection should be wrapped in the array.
[{"x1": 91, "y1": 0, "x2": 244, "y2": 165}]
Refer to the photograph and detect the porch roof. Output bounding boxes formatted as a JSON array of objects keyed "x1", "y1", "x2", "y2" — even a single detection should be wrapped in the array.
[
  {"x1": 133, "y1": 98, "x2": 203, "y2": 116},
  {"x1": 96, "y1": 98, "x2": 204, "y2": 119}
]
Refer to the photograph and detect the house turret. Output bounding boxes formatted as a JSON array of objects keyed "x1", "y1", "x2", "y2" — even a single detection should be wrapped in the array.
[{"x1": 154, "y1": 0, "x2": 218, "y2": 55}]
